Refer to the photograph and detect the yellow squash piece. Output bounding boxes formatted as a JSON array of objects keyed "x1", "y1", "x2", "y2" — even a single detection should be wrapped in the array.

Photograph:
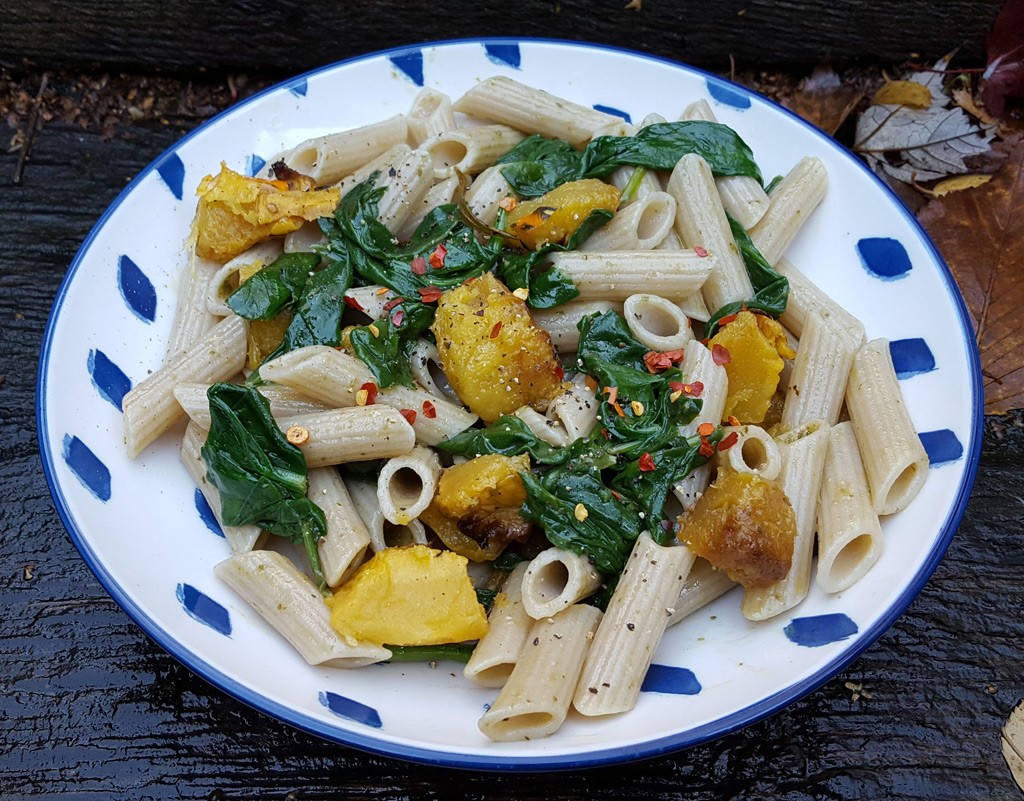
[
  {"x1": 435, "y1": 453, "x2": 529, "y2": 519},
  {"x1": 194, "y1": 163, "x2": 339, "y2": 262},
  {"x1": 327, "y1": 545, "x2": 489, "y2": 646},
  {"x1": 678, "y1": 470, "x2": 796, "y2": 589},
  {"x1": 506, "y1": 178, "x2": 620, "y2": 250},
  {"x1": 431, "y1": 272, "x2": 564, "y2": 422},
  {"x1": 710, "y1": 311, "x2": 794, "y2": 424}
]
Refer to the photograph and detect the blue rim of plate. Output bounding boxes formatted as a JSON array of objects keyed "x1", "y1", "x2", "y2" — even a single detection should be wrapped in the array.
[{"x1": 37, "y1": 37, "x2": 983, "y2": 771}]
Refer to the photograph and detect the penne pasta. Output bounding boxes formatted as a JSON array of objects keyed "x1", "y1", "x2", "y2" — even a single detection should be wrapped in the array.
[
  {"x1": 579, "y1": 191, "x2": 677, "y2": 252},
  {"x1": 166, "y1": 248, "x2": 222, "y2": 358},
  {"x1": 422, "y1": 124, "x2": 526, "y2": 180},
  {"x1": 748, "y1": 156, "x2": 828, "y2": 266},
  {"x1": 781, "y1": 310, "x2": 860, "y2": 430},
  {"x1": 277, "y1": 406, "x2": 417, "y2": 468},
  {"x1": 276, "y1": 115, "x2": 410, "y2": 187},
  {"x1": 520, "y1": 547, "x2": 603, "y2": 619},
  {"x1": 464, "y1": 562, "x2": 532, "y2": 688},
  {"x1": 547, "y1": 250, "x2": 713, "y2": 302},
  {"x1": 375, "y1": 447, "x2": 441, "y2": 526},
  {"x1": 307, "y1": 466, "x2": 373, "y2": 588},
  {"x1": 714, "y1": 425, "x2": 782, "y2": 481},
  {"x1": 622, "y1": 293, "x2": 694, "y2": 352}
]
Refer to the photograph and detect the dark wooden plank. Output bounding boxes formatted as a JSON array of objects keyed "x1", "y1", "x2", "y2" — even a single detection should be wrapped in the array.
[
  {"x1": 2, "y1": 73, "x2": 1022, "y2": 799},
  {"x1": 0, "y1": 0, "x2": 1005, "y2": 75}
]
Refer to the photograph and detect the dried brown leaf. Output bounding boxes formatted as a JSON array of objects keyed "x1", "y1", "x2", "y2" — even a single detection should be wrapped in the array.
[
  {"x1": 782, "y1": 66, "x2": 864, "y2": 136},
  {"x1": 872, "y1": 81, "x2": 932, "y2": 109},
  {"x1": 918, "y1": 134, "x2": 1024, "y2": 413}
]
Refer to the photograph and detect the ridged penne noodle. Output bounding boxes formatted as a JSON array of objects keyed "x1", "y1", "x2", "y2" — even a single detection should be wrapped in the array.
[
  {"x1": 215, "y1": 550, "x2": 391, "y2": 667},
  {"x1": 409, "y1": 338, "x2": 461, "y2": 404},
  {"x1": 714, "y1": 425, "x2": 782, "y2": 481},
  {"x1": 173, "y1": 382, "x2": 327, "y2": 429},
  {"x1": 741, "y1": 421, "x2": 829, "y2": 620},
  {"x1": 579, "y1": 191, "x2": 676, "y2": 252},
  {"x1": 375, "y1": 447, "x2": 441, "y2": 525},
  {"x1": 464, "y1": 562, "x2": 532, "y2": 687},
  {"x1": 344, "y1": 284, "x2": 397, "y2": 321},
  {"x1": 677, "y1": 291, "x2": 711, "y2": 322},
  {"x1": 260, "y1": 346, "x2": 478, "y2": 446},
  {"x1": 671, "y1": 339, "x2": 729, "y2": 511},
  {"x1": 845, "y1": 338, "x2": 930, "y2": 515},
  {"x1": 781, "y1": 310, "x2": 860, "y2": 430},
  {"x1": 748, "y1": 156, "x2": 828, "y2": 266},
  {"x1": 123, "y1": 315, "x2": 247, "y2": 458},
  {"x1": 679, "y1": 99, "x2": 770, "y2": 229},
  {"x1": 334, "y1": 143, "x2": 411, "y2": 196},
  {"x1": 573, "y1": 537, "x2": 695, "y2": 716},
  {"x1": 547, "y1": 250, "x2": 713, "y2": 302},
  {"x1": 463, "y1": 163, "x2": 514, "y2": 226},
  {"x1": 276, "y1": 115, "x2": 410, "y2": 187},
  {"x1": 478, "y1": 603, "x2": 603, "y2": 741},
  {"x1": 622, "y1": 293, "x2": 694, "y2": 351},
  {"x1": 374, "y1": 147, "x2": 434, "y2": 235},
  {"x1": 407, "y1": 87, "x2": 457, "y2": 145},
  {"x1": 453, "y1": 76, "x2": 621, "y2": 147},
  {"x1": 307, "y1": 467, "x2": 373, "y2": 588},
  {"x1": 180, "y1": 422, "x2": 263, "y2": 553},
  {"x1": 394, "y1": 174, "x2": 461, "y2": 242},
  {"x1": 667, "y1": 153, "x2": 752, "y2": 311},
  {"x1": 206, "y1": 241, "x2": 286, "y2": 316},
  {"x1": 277, "y1": 406, "x2": 416, "y2": 468},
  {"x1": 530, "y1": 300, "x2": 620, "y2": 353},
  {"x1": 775, "y1": 258, "x2": 866, "y2": 344},
  {"x1": 520, "y1": 547, "x2": 603, "y2": 619},
  {"x1": 345, "y1": 477, "x2": 428, "y2": 553},
  {"x1": 166, "y1": 248, "x2": 222, "y2": 359},
  {"x1": 422, "y1": 124, "x2": 526, "y2": 180},
  {"x1": 547, "y1": 375, "x2": 599, "y2": 443},
  {"x1": 816, "y1": 421, "x2": 884, "y2": 593},
  {"x1": 513, "y1": 405, "x2": 570, "y2": 447},
  {"x1": 667, "y1": 558, "x2": 737, "y2": 627}
]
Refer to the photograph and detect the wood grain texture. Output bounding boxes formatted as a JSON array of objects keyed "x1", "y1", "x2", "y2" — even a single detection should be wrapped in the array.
[
  {"x1": 2, "y1": 75, "x2": 1022, "y2": 799},
  {"x1": 0, "y1": 0, "x2": 1004, "y2": 73}
]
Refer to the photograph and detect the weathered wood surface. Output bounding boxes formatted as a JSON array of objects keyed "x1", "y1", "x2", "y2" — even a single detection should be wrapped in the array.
[
  {"x1": 0, "y1": 0, "x2": 1005, "y2": 73},
  {"x1": 2, "y1": 66, "x2": 1023, "y2": 798}
]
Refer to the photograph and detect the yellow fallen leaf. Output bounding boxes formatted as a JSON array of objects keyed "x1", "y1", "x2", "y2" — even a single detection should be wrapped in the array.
[
  {"x1": 871, "y1": 80, "x2": 932, "y2": 109},
  {"x1": 930, "y1": 174, "x2": 993, "y2": 196},
  {"x1": 326, "y1": 545, "x2": 488, "y2": 646},
  {"x1": 1003, "y1": 700, "x2": 1024, "y2": 791}
]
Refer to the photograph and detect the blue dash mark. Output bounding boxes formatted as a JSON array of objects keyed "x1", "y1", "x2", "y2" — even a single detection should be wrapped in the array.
[
  {"x1": 889, "y1": 338, "x2": 936, "y2": 379},
  {"x1": 118, "y1": 255, "x2": 157, "y2": 323},
  {"x1": 194, "y1": 489, "x2": 224, "y2": 537},
  {"x1": 319, "y1": 691, "x2": 383, "y2": 728},
  {"x1": 87, "y1": 349, "x2": 132, "y2": 411},
  {"x1": 919, "y1": 429, "x2": 964, "y2": 466},
  {"x1": 784, "y1": 613, "x2": 858, "y2": 647},
  {"x1": 389, "y1": 50, "x2": 424, "y2": 86},
  {"x1": 62, "y1": 435, "x2": 111, "y2": 502},
  {"x1": 247, "y1": 153, "x2": 267, "y2": 177},
  {"x1": 288, "y1": 77, "x2": 308, "y2": 97},
  {"x1": 593, "y1": 104, "x2": 631, "y2": 122},
  {"x1": 484, "y1": 43, "x2": 521, "y2": 69},
  {"x1": 706, "y1": 78, "x2": 751, "y2": 109},
  {"x1": 156, "y1": 152, "x2": 185, "y2": 200},
  {"x1": 857, "y1": 237, "x2": 913, "y2": 279},
  {"x1": 176, "y1": 583, "x2": 231, "y2": 636},
  {"x1": 641, "y1": 664, "x2": 702, "y2": 695}
]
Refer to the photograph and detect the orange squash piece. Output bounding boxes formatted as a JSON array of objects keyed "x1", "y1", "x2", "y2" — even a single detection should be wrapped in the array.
[
  {"x1": 709, "y1": 311, "x2": 794, "y2": 424},
  {"x1": 506, "y1": 178, "x2": 620, "y2": 250}
]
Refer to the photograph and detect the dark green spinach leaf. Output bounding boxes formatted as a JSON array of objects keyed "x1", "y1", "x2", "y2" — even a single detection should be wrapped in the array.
[{"x1": 226, "y1": 252, "x2": 319, "y2": 320}]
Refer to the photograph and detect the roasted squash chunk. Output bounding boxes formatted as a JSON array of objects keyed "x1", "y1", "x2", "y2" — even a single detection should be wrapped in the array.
[
  {"x1": 326, "y1": 545, "x2": 488, "y2": 646},
  {"x1": 194, "y1": 164, "x2": 339, "y2": 262},
  {"x1": 507, "y1": 178, "x2": 620, "y2": 250},
  {"x1": 435, "y1": 453, "x2": 529, "y2": 519},
  {"x1": 678, "y1": 470, "x2": 796, "y2": 588},
  {"x1": 709, "y1": 311, "x2": 795, "y2": 424},
  {"x1": 431, "y1": 272, "x2": 563, "y2": 422}
]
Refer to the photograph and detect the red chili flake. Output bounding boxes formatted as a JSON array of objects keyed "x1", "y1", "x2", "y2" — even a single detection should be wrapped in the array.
[
  {"x1": 694, "y1": 245, "x2": 709, "y2": 257},
  {"x1": 359, "y1": 382, "x2": 378, "y2": 405},
  {"x1": 711, "y1": 343, "x2": 731, "y2": 365},
  {"x1": 410, "y1": 256, "x2": 427, "y2": 275},
  {"x1": 604, "y1": 385, "x2": 619, "y2": 405},
  {"x1": 698, "y1": 438, "x2": 716, "y2": 458},
  {"x1": 727, "y1": 415, "x2": 741, "y2": 427},
  {"x1": 669, "y1": 381, "x2": 685, "y2": 394},
  {"x1": 391, "y1": 309, "x2": 405, "y2": 327},
  {"x1": 422, "y1": 400, "x2": 437, "y2": 419},
  {"x1": 399, "y1": 408, "x2": 417, "y2": 425},
  {"x1": 418, "y1": 286, "x2": 443, "y2": 303},
  {"x1": 718, "y1": 431, "x2": 740, "y2": 451},
  {"x1": 601, "y1": 427, "x2": 611, "y2": 440},
  {"x1": 429, "y1": 243, "x2": 447, "y2": 270},
  {"x1": 696, "y1": 422, "x2": 716, "y2": 437},
  {"x1": 343, "y1": 295, "x2": 364, "y2": 311},
  {"x1": 638, "y1": 452, "x2": 657, "y2": 472},
  {"x1": 554, "y1": 364, "x2": 564, "y2": 381},
  {"x1": 584, "y1": 375, "x2": 599, "y2": 392},
  {"x1": 643, "y1": 349, "x2": 685, "y2": 373},
  {"x1": 612, "y1": 401, "x2": 626, "y2": 418},
  {"x1": 684, "y1": 381, "x2": 704, "y2": 398},
  {"x1": 610, "y1": 489, "x2": 623, "y2": 501},
  {"x1": 717, "y1": 313, "x2": 738, "y2": 328},
  {"x1": 382, "y1": 296, "x2": 404, "y2": 312},
  {"x1": 490, "y1": 321, "x2": 503, "y2": 338}
]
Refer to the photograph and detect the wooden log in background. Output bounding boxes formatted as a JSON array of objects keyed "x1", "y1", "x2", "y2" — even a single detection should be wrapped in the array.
[{"x1": 0, "y1": 0, "x2": 1006, "y2": 74}]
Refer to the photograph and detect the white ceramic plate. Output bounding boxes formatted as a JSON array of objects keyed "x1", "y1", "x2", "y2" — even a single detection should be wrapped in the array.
[{"x1": 38, "y1": 39, "x2": 982, "y2": 769}]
